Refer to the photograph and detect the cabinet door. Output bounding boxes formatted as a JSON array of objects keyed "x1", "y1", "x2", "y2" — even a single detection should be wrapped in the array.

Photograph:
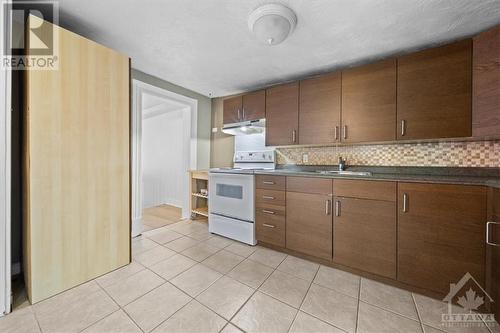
[
  {"x1": 266, "y1": 83, "x2": 299, "y2": 146},
  {"x1": 242, "y1": 90, "x2": 265, "y2": 121},
  {"x1": 397, "y1": 40, "x2": 472, "y2": 140},
  {"x1": 487, "y1": 188, "x2": 500, "y2": 322},
  {"x1": 473, "y1": 25, "x2": 500, "y2": 137},
  {"x1": 398, "y1": 183, "x2": 487, "y2": 294},
  {"x1": 286, "y1": 178, "x2": 333, "y2": 260},
  {"x1": 223, "y1": 96, "x2": 242, "y2": 124},
  {"x1": 333, "y1": 197, "x2": 396, "y2": 279},
  {"x1": 342, "y1": 59, "x2": 396, "y2": 143},
  {"x1": 299, "y1": 73, "x2": 341, "y2": 144}
]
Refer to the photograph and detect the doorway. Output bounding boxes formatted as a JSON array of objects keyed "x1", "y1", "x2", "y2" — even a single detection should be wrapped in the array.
[{"x1": 131, "y1": 80, "x2": 198, "y2": 237}]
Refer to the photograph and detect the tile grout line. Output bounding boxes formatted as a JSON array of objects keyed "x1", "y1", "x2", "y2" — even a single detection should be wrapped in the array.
[
  {"x1": 355, "y1": 278, "x2": 362, "y2": 333},
  {"x1": 411, "y1": 293, "x2": 427, "y2": 333}
]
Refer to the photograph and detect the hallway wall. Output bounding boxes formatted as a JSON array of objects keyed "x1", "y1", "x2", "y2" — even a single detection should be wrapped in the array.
[{"x1": 142, "y1": 109, "x2": 185, "y2": 208}]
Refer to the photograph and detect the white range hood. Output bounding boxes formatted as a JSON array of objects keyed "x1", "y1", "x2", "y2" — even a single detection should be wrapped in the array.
[{"x1": 221, "y1": 119, "x2": 265, "y2": 136}]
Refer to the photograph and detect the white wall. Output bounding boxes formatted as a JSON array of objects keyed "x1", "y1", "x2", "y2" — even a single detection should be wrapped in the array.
[{"x1": 142, "y1": 109, "x2": 185, "y2": 208}]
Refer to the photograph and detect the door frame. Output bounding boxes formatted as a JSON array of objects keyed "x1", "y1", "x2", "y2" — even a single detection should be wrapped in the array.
[
  {"x1": 0, "y1": 19, "x2": 12, "y2": 316},
  {"x1": 131, "y1": 79, "x2": 198, "y2": 237}
]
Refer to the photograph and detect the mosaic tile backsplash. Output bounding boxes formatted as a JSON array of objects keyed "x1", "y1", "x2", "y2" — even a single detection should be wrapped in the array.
[{"x1": 276, "y1": 141, "x2": 500, "y2": 168}]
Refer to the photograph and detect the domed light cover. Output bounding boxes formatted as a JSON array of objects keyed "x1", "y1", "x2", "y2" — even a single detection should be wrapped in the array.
[{"x1": 248, "y1": 4, "x2": 297, "y2": 45}]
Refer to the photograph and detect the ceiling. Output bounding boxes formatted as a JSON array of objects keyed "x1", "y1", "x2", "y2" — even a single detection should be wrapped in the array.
[{"x1": 57, "y1": 0, "x2": 500, "y2": 97}]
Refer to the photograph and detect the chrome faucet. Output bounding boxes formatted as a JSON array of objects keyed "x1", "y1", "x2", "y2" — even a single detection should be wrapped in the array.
[{"x1": 338, "y1": 156, "x2": 346, "y2": 171}]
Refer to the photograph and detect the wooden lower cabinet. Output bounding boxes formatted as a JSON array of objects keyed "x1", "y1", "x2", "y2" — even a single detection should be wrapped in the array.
[
  {"x1": 333, "y1": 196, "x2": 397, "y2": 279},
  {"x1": 286, "y1": 178, "x2": 333, "y2": 260},
  {"x1": 487, "y1": 187, "x2": 500, "y2": 321},
  {"x1": 398, "y1": 183, "x2": 487, "y2": 294},
  {"x1": 255, "y1": 203, "x2": 286, "y2": 247}
]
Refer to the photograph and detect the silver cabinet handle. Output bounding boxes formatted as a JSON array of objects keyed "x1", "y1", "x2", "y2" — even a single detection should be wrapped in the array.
[
  {"x1": 403, "y1": 193, "x2": 408, "y2": 213},
  {"x1": 262, "y1": 209, "x2": 275, "y2": 215},
  {"x1": 263, "y1": 223, "x2": 275, "y2": 228},
  {"x1": 335, "y1": 200, "x2": 341, "y2": 217},
  {"x1": 334, "y1": 126, "x2": 339, "y2": 140},
  {"x1": 343, "y1": 125, "x2": 347, "y2": 140},
  {"x1": 325, "y1": 200, "x2": 331, "y2": 215},
  {"x1": 237, "y1": 109, "x2": 241, "y2": 121},
  {"x1": 242, "y1": 107, "x2": 245, "y2": 120},
  {"x1": 262, "y1": 181, "x2": 275, "y2": 185},
  {"x1": 487, "y1": 222, "x2": 500, "y2": 246},
  {"x1": 401, "y1": 120, "x2": 406, "y2": 136},
  {"x1": 262, "y1": 196, "x2": 275, "y2": 200},
  {"x1": 292, "y1": 129, "x2": 297, "y2": 143}
]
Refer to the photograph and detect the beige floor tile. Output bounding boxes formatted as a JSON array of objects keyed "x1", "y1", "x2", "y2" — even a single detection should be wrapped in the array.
[
  {"x1": 259, "y1": 270, "x2": 311, "y2": 308},
  {"x1": 0, "y1": 307, "x2": 40, "y2": 333},
  {"x1": 289, "y1": 311, "x2": 344, "y2": 333},
  {"x1": 202, "y1": 250, "x2": 245, "y2": 274},
  {"x1": 82, "y1": 310, "x2": 142, "y2": 333},
  {"x1": 33, "y1": 281, "x2": 100, "y2": 311},
  {"x1": 231, "y1": 291, "x2": 297, "y2": 333},
  {"x1": 170, "y1": 222, "x2": 207, "y2": 235},
  {"x1": 35, "y1": 288, "x2": 118, "y2": 333},
  {"x1": 248, "y1": 247, "x2": 287, "y2": 268},
  {"x1": 102, "y1": 269, "x2": 164, "y2": 306},
  {"x1": 197, "y1": 276, "x2": 254, "y2": 320},
  {"x1": 147, "y1": 229, "x2": 183, "y2": 244},
  {"x1": 152, "y1": 300, "x2": 226, "y2": 333},
  {"x1": 124, "y1": 282, "x2": 191, "y2": 332},
  {"x1": 181, "y1": 243, "x2": 220, "y2": 261},
  {"x1": 96, "y1": 262, "x2": 144, "y2": 288},
  {"x1": 413, "y1": 294, "x2": 490, "y2": 333},
  {"x1": 203, "y1": 235, "x2": 235, "y2": 249},
  {"x1": 164, "y1": 236, "x2": 199, "y2": 252},
  {"x1": 301, "y1": 284, "x2": 358, "y2": 333},
  {"x1": 225, "y1": 243, "x2": 258, "y2": 258},
  {"x1": 360, "y1": 278, "x2": 418, "y2": 320},
  {"x1": 357, "y1": 302, "x2": 422, "y2": 333},
  {"x1": 133, "y1": 246, "x2": 176, "y2": 267},
  {"x1": 170, "y1": 264, "x2": 222, "y2": 297},
  {"x1": 221, "y1": 323, "x2": 244, "y2": 333},
  {"x1": 149, "y1": 254, "x2": 197, "y2": 280},
  {"x1": 277, "y1": 256, "x2": 320, "y2": 282},
  {"x1": 227, "y1": 259, "x2": 274, "y2": 288},
  {"x1": 132, "y1": 236, "x2": 158, "y2": 256},
  {"x1": 423, "y1": 326, "x2": 447, "y2": 333},
  {"x1": 313, "y1": 265, "x2": 360, "y2": 298},
  {"x1": 186, "y1": 229, "x2": 213, "y2": 241}
]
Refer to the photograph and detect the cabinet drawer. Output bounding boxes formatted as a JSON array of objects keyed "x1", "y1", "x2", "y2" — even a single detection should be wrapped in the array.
[
  {"x1": 287, "y1": 177, "x2": 332, "y2": 195},
  {"x1": 256, "y1": 212, "x2": 286, "y2": 247},
  {"x1": 256, "y1": 189, "x2": 286, "y2": 206},
  {"x1": 256, "y1": 175, "x2": 286, "y2": 190},
  {"x1": 333, "y1": 179, "x2": 396, "y2": 202},
  {"x1": 255, "y1": 203, "x2": 285, "y2": 217}
]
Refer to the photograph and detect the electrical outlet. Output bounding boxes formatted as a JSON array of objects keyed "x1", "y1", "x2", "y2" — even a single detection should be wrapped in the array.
[{"x1": 302, "y1": 153, "x2": 309, "y2": 163}]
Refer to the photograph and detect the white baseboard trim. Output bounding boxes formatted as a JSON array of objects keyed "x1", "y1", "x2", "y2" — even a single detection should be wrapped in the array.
[{"x1": 131, "y1": 217, "x2": 143, "y2": 238}]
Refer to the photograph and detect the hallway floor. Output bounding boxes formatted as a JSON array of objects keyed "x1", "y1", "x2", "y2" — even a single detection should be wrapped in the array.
[
  {"x1": 0, "y1": 219, "x2": 496, "y2": 333},
  {"x1": 141, "y1": 204, "x2": 183, "y2": 231}
]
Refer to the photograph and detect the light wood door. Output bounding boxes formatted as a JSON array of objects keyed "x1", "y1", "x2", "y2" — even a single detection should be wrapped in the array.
[
  {"x1": 473, "y1": 24, "x2": 500, "y2": 137},
  {"x1": 299, "y1": 73, "x2": 341, "y2": 144},
  {"x1": 266, "y1": 83, "x2": 299, "y2": 146},
  {"x1": 487, "y1": 187, "x2": 500, "y2": 321},
  {"x1": 242, "y1": 90, "x2": 265, "y2": 121},
  {"x1": 24, "y1": 16, "x2": 130, "y2": 303},
  {"x1": 397, "y1": 40, "x2": 472, "y2": 140},
  {"x1": 341, "y1": 59, "x2": 396, "y2": 143},
  {"x1": 398, "y1": 183, "x2": 487, "y2": 294},
  {"x1": 286, "y1": 177, "x2": 333, "y2": 260},
  {"x1": 333, "y1": 197, "x2": 397, "y2": 279},
  {"x1": 223, "y1": 96, "x2": 242, "y2": 124}
]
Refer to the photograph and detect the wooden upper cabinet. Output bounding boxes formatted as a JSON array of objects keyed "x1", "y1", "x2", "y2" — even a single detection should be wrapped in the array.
[
  {"x1": 342, "y1": 59, "x2": 397, "y2": 143},
  {"x1": 223, "y1": 96, "x2": 242, "y2": 124},
  {"x1": 242, "y1": 90, "x2": 265, "y2": 121},
  {"x1": 398, "y1": 183, "x2": 487, "y2": 294},
  {"x1": 473, "y1": 24, "x2": 500, "y2": 137},
  {"x1": 299, "y1": 73, "x2": 341, "y2": 144},
  {"x1": 266, "y1": 83, "x2": 299, "y2": 146},
  {"x1": 286, "y1": 177, "x2": 333, "y2": 260},
  {"x1": 397, "y1": 40, "x2": 472, "y2": 140}
]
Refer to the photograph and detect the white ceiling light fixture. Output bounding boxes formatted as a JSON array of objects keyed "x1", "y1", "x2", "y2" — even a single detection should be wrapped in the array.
[{"x1": 248, "y1": 3, "x2": 297, "y2": 46}]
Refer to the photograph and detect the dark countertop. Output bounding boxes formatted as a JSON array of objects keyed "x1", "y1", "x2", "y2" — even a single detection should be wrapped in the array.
[{"x1": 210, "y1": 165, "x2": 500, "y2": 188}]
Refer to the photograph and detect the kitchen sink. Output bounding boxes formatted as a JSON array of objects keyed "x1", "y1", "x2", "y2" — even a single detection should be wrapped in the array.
[{"x1": 315, "y1": 170, "x2": 372, "y2": 176}]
